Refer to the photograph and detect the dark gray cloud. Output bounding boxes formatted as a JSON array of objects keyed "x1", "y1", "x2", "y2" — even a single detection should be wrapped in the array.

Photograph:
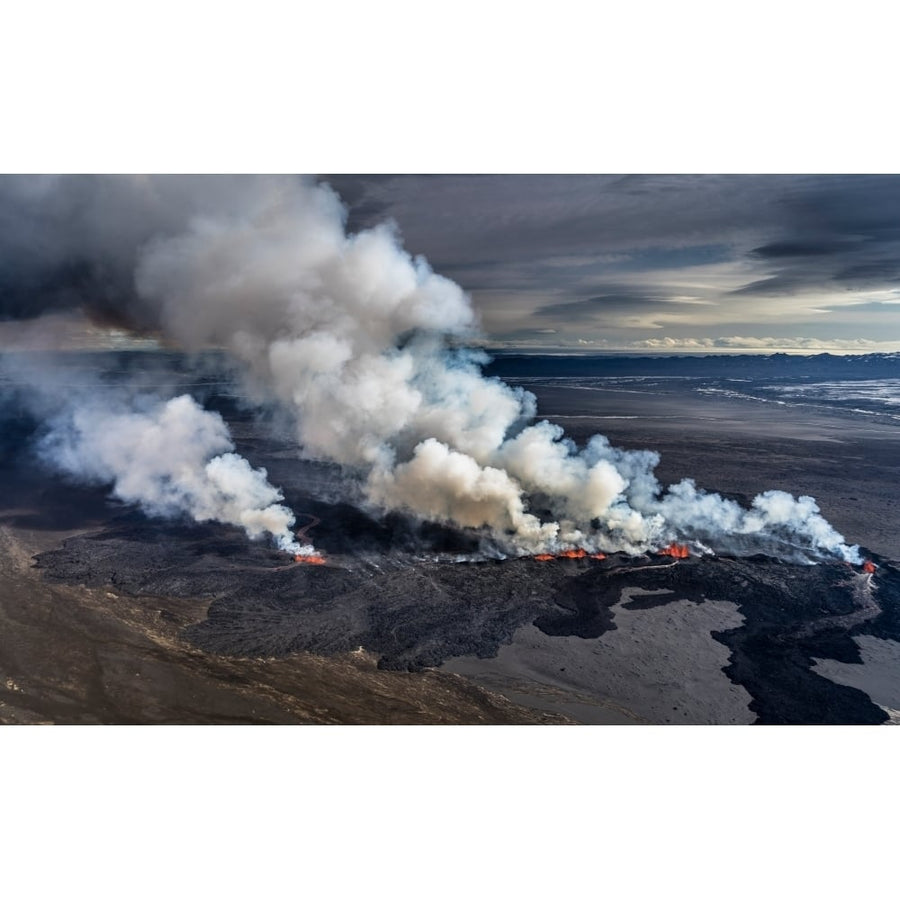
[
  {"x1": 0, "y1": 175, "x2": 289, "y2": 327},
  {"x1": 752, "y1": 240, "x2": 852, "y2": 259},
  {"x1": 326, "y1": 174, "x2": 779, "y2": 266},
  {"x1": 325, "y1": 174, "x2": 900, "y2": 347},
  {"x1": 729, "y1": 176, "x2": 900, "y2": 302},
  {"x1": 4, "y1": 175, "x2": 900, "y2": 349},
  {"x1": 533, "y1": 285, "x2": 690, "y2": 318}
]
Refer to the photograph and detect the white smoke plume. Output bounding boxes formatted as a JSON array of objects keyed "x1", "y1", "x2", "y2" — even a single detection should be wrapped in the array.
[
  {"x1": 38, "y1": 393, "x2": 313, "y2": 555},
  {"x1": 1, "y1": 175, "x2": 861, "y2": 563}
]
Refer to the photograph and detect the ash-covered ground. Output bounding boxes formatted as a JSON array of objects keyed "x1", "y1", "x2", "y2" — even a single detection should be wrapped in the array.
[{"x1": 5, "y1": 351, "x2": 900, "y2": 724}]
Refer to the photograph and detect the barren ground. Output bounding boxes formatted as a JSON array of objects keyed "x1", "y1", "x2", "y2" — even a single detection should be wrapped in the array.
[
  {"x1": 0, "y1": 481, "x2": 562, "y2": 724},
  {"x1": 4, "y1": 363, "x2": 900, "y2": 724}
]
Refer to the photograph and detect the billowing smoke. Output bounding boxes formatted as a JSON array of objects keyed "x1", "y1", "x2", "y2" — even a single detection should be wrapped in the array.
[
  {"x1": 38, "y1": 393, "x2": 313, "y2": 555},
  {"x1": 0, "y1": 175, "x2": 860, "y2": 562}
]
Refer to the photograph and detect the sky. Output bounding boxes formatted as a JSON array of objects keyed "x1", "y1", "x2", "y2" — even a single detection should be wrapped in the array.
[
  {"x1": 3, "y1": 175, "x2": 900, "y2": 354},
  {"x1": 326, "y1": 175, "x2": 900, "y2": 353}
]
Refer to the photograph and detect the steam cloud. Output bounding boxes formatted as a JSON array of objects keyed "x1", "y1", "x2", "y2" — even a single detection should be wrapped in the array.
[
  {"x1": 0, "y1": 175, "x2": 860, "y2": 562},
  {"x1": 39, "y1": 394, "x2": 312, "y2": 555}
]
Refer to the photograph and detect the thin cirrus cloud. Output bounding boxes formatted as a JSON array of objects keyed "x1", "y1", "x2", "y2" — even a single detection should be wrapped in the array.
[{"x1": 326, "y1": 174, "x2": 900, "y2": 352}]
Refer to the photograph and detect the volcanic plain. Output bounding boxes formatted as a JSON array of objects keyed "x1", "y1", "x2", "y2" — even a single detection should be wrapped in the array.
[{"x1": 4, "y1": 353, "x2": 900, "y2": 724}]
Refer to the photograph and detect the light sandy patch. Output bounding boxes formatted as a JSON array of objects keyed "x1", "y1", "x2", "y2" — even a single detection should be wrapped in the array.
[
  {"x1": 813, "y1": 636, "x2": 900, "y2": 723},
  {"x1": 443, "y1": 589, "x2": 755, "y2": 724}
]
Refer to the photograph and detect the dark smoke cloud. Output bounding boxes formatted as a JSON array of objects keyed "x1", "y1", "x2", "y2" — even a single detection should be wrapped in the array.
[{"x1": 0, "y1": 175, "x2": 293, "y2": 327}]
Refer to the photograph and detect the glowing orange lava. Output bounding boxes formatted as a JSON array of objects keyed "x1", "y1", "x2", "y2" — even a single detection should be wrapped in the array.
[
  {"x1": 533, "y1": 548, "x2": 605, "y2": 562},
  {"x1": 862, "y1": 560, "x2": 877, "y2": 574},
  {"x1": 658, "y1": 543, "x2": 690, "y2": 559},
  {"x1": 295, "y1": 554, "x2": 326, "y2": 565}
]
